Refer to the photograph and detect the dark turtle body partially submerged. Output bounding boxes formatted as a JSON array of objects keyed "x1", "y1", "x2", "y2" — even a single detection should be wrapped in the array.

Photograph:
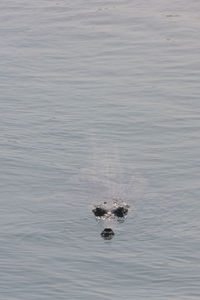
[
  {"x1": 92, "y1": 206, "x2": 107, "y2": 217},
  {"x1": 92, "y1": 201, "x2": 129, "y2": 219},
  {"x1": 112, "y1": 206, "x2": 128, "y2": 218}
]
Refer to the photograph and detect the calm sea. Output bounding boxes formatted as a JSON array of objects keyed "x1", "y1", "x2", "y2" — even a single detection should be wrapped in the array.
[{"x1": 0, "y1": 0, "x2": 200, "y2": 299}]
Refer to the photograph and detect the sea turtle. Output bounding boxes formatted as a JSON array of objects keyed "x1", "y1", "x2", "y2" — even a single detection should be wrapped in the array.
[{"x1": 92, "y1": 200, "x2": 129, "y2": 239}]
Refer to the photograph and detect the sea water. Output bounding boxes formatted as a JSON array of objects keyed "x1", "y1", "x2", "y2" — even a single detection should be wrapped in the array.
[{"x1": 0, "y1": 0, "x2": 200, "y2": 299}]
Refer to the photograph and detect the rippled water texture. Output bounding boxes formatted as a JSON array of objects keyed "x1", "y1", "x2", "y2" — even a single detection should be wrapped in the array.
[{"x1": 0, "y1": 0, "x2": 200, "y2": 299}]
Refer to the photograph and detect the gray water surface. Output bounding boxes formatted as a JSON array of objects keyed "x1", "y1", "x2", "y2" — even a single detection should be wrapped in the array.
[{"x1": 0, "y1": 0, "x2": 200, "y2": 299}]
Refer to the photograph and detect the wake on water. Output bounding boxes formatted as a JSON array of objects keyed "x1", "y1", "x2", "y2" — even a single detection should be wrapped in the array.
[{"x1": 72, "y1": 147, "x2": 146, "y2": 239}]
